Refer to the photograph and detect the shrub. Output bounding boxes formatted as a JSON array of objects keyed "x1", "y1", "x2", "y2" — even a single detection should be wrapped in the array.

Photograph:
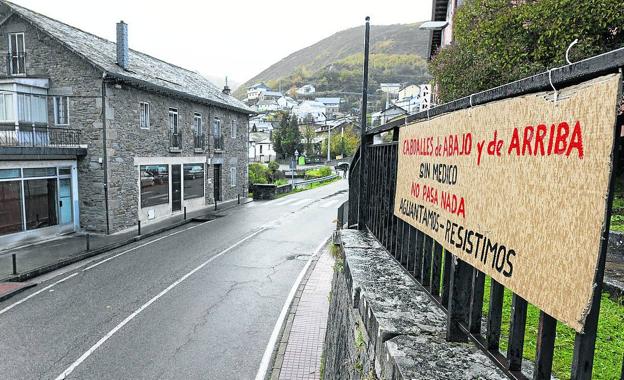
[
  {"x1": 306, "y1": 166, "x2": 333, "y2": 179},
  {"x1": 248, "y1": 163, "x2": 269, "y2": 185}
]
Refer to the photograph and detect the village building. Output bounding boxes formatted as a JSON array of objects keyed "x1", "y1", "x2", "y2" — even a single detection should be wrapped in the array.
[
  {"x1": 295, "y1": 84, "x2": 315, "y2": 96},
  {"x1": 314, "y1": 97, "x2": 341, "y2": 116},
  {"x1": 246, "y1": 82, "x2": 271, "y2": 101},
  {"x1": 0, "y1": 1, "x2": 252, "y2": 248},
  {"x1": 248, "y1": 131, "x2": 275, "y2": 163},
  {"x1": 292, "y1": 100, "x2": 326, "y2": 123}
]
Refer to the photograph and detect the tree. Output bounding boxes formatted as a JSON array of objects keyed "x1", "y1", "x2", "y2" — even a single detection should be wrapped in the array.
[
  {"x1": 302, "y1": 124, "x2": 316, "y2": 156},
  {"x1": 321, "y1": 128, "x2": 359, "y2": 159},
  {"x1": 429, "y1": 0, "x2": 624, "y2": 103},
  {"x1": 248, "y1": 163, "x2": 269, "y2": 185},
  {"x1": 272, "y1": 115, "x2": 302, "y2": 158}
]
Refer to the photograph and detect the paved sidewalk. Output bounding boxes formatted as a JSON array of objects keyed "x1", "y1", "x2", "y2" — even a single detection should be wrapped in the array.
[
  {"x1": 0, "y1": 197, "x2": 250, "y2": 281},
  {"x1": 271, "y1": 246, "x2": 335, "y2": 380}
]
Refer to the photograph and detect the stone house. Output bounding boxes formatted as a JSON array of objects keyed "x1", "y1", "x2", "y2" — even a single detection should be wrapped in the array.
[{"x1": 0, "y1": 1, "x2": 252, "y2": 248}]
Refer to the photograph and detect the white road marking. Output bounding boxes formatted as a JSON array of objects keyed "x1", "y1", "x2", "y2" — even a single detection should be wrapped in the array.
[
  {"x1": 54, "y1": 228, "x2": 267, "y2": 380},
  {"x1": 255, "y1": 236, "x2": 329, "y2": 380},
  {"x1": 0, "y1": 273, "x2": 78, "y2": 316},
  {"x1": 290, "y1": 198, "x2": 312, "y2": 206},
  {"x1": 319, "y1": 199, "x2": 341, "y2": 208},
  {"x1": 273, "y1": 198, "x2": 299, "y2": 206},
  {"x1": 82, "y1": 221, "x2": 211, "y2": 272}
]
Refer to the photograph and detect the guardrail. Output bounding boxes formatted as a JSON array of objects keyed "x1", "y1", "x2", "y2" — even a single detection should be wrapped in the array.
[{"x1": 292, "y1": 174, "x2": 339, "y2": 188}]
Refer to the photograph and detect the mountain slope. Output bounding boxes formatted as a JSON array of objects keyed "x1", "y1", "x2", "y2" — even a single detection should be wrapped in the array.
[{"x1": 234, "y1": 23, "x2": 431, "y2": 98}]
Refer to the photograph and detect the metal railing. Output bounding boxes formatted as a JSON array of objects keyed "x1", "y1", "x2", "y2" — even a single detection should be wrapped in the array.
[
  {"x1": 0, "y1": 126, "x2": 81, "y2": 147},
  {"x1": 7, "y1": 51, "x2": 26, "y2": 75},
  {"x1": 346, "y1": 46, "x2": 624, "y2": 380},
  {"x1": 194, "y1": 133, "x2": 205, "y2": 150},
  {"x1": 169, "y1": 130, "x2": 182, "y2": 150},
  {"x1": 213, "y1": 135, "x2": 224, "y2": 151}
]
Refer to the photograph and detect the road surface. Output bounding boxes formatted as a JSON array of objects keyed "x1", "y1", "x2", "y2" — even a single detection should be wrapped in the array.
[{"x1": 0, "y1": 178, "x2": 348, "y2": 380}]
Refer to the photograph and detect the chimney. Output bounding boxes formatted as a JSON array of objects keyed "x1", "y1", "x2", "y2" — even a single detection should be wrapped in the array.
[
  {"x1": 222, "y1": 76, "x2": 231, "y2": 95},
  {"x1": 116, "y1": 21, "x2": 129, "y2": 70}
]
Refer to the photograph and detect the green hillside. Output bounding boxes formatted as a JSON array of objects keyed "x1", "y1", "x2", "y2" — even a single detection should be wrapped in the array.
[{"x1": 234, "y1": 23, "x2": 432, "y2": 100}]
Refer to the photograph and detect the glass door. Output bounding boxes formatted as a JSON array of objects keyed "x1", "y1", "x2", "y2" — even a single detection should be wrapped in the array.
[
  {"x1": 58, "y1": 178, "x2": 72, "y2": 225},
  {"x1": 171, "y1": 164, "x2": 181, "y2": 211}
]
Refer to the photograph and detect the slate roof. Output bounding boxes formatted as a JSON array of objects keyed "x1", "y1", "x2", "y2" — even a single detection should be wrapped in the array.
[{"x1": 1, "y1": 1, "x2": 253, "y2": 114}]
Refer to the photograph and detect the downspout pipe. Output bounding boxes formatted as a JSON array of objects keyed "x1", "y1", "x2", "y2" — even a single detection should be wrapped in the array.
[{"x1": 101, "y1": 72, "x2": 110, "y2": 234}]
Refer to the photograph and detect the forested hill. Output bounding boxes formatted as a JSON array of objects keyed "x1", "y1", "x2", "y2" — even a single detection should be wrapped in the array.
[{"x1": 234, "y1": 23, "x2": 431, "y2": 99}]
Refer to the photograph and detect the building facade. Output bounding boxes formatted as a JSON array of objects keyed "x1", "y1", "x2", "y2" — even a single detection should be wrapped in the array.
[{"x1": 0, "y1": 1, "x2": 251, "y2": 248}]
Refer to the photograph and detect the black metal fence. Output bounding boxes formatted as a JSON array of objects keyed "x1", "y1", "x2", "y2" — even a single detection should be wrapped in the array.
[
  {"x1": 344, "y1": 47, "x2": 624, "y2": 380},
  {"x1": 169, "y1": 130, "x2": 182, "y2": 150},
  {"x1": 0, "y1": 126, "x2": 81, "y2": 147}
]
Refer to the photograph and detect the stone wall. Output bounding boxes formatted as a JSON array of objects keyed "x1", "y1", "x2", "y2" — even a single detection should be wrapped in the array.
[
  {"x1": 0, "y1": 12, "x2": 107, "y2": 232},
  {"x1": 323, "y1": 229, "x2": 508, "y2": 380},
  {"x1": 106, "y1": 85, "x2": 249, "y2": 232},
  {"x1": 0, "y1": 9, "x2": 250, "y2": 234}
]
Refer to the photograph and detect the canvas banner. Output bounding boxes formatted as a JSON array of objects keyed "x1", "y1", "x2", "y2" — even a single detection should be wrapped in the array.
[{"x1": 393, "y1": 74, "x2": 621, "y2": 332}]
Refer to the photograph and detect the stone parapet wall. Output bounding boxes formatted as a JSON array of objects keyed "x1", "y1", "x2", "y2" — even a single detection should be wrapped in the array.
[{"x1": 322, "y1": 229, "x2": 507, "y2": 380}]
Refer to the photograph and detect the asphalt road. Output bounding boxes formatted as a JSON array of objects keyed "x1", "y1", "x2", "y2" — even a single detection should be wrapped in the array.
[{"x1": 0, "y1": 178, "x2": 348, "y2": 380}]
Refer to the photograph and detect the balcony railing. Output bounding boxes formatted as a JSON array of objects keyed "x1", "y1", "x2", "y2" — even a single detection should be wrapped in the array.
[
  {"x1": 213, "y1": 135, "x2": 224, "y2": 151},
  {"x1": 7, "y1": 52, "x2": 26, "y2": 75},
  {"x1": 0, "y1": 126, "x2": 81, "y2": 148},
  {"x1": 169, "y1": 129, "x2": 182, "y2": 151},
  {"x1": 194, "y1": 133, "x2": 205, "y2": 151}
]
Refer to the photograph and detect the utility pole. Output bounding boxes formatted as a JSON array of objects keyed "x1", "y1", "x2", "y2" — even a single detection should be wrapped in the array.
[
  {"x1": 324, "y1": 113, "x2": 330, "y2": 162},
  {"x1": 358, "y1": 17, "x2": 370, "y2": 230}
]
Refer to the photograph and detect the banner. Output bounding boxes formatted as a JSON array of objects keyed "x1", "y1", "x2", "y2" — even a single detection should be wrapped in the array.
[{"x1": 393, "y1": 74, "x2": 621, "y2": 332}]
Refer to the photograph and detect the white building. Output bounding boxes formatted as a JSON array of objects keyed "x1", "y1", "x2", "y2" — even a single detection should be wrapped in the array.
[
  {"x1": 296, "y1": 84, "x2": 316, "y2": 96},
  {"x1": 292, "y1": 100, "x2": 326, "y2": 123},
  {"x1": 249, "y1": 115, "x2": 275, "y2": 132},
  {"x1": 315, "y1": 97, "x2": 341, "y2": 115},
  {"x1": 256, "y1": 99, "x2": 280, "y2": 113},
  {"x1": 249, "y1": 132, "x2": 276, "y2": 163},
  {"x1": 371, "y1": 105, "x2": 407, "y2": 126},
  {"x1": 247, "y1": 82, "x2": 271, "y2": 100},
  {"x1": 259, "y1": 90, "x2": 283, "y2": 101},
  {"x1": 277, "y1": 96, "x2": 297, "y2": 110}
]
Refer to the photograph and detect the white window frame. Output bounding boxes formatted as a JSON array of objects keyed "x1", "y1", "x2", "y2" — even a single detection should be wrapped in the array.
[
  {"x1": 53, "y1": 96, "x2": 69, "y2": 126},
  {"x1": 193, "y1": 113, "x2": 202, "y2": 135},
  {"x1": 168, "y1": 108, "x2": 178, "y2": 133},
  {"x1": 139, "y1": 102, "x2": 150, "y2": 129},
  {"x1": 230, "y1": 119, "x2": 237, "y2": 139},
  {"x1": 8, "y1": 32, "x2": 25, "y2": 75},
  {"x1": 230, "y1": 166, "x2": 237, "y2": 188}
]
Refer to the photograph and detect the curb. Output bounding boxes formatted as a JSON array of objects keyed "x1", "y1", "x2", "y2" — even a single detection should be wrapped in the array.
[
  {"x1": 266, "y1": 244, "x2": 327, "y2": 380},
  {"x1": 0, "y1": 282, "x2": 36, "y2": 303}
]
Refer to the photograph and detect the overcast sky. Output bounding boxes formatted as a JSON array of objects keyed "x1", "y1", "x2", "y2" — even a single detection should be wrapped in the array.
[{"x1": 12, "y1": 0, "x2": 432, "y2": 89}]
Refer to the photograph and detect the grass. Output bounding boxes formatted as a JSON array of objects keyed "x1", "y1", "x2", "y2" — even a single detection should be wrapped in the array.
[
  {"x1": 274, "y1": 176, "x2": 341, "y2": 199},
  {"x1": 609, "y1": 176, "x2": 624, "y2": 232},
  {"x1": 480, "y1": 276, "x2": 624, "y2": 379}
]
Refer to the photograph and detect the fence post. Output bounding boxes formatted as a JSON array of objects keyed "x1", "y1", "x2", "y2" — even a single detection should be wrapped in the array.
[
  {"x1": 11, "y1": 254, "x2": 17, "y2": 275},
  {"x1": 137, "y1": 220, "x2": 141, "y2": 236},
  {"x1": 357, "y1": 16, "x2": 370, "y2": 230},
  {"x1": 184, "y1": 206, "x2": 187, "y2": 220},
  {"x1": 86, "y1": 233, "x2": 90, "y2": 251},
  {"x1": 238, "y1": 194, "x2": 240, "y2": 204},
  {"x1": 533, "y1": 311, "x2": 556, "y2": 380},
  {"x1": 507, "y1": 293, "x2": 528, "y2": 371},
  {"x1": 446, "y1": 255, "x2": 471, "y2": 342}
]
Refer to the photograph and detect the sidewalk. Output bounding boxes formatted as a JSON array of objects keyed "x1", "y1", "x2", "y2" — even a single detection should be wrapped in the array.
[
  {"x1": 0, "y1": 197, "x2": 251, "y2": 282},
  {"x1": 270, "y1": 245, "x2": 335, "y2": 380}
]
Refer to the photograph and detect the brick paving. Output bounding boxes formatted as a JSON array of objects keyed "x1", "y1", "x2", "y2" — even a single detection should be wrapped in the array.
[{"x1": 275, "y1": 248, "x2": 334, "y2": 380}]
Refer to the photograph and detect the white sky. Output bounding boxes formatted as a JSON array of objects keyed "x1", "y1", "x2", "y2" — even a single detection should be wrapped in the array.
[{"x1": 12, "y1": 0, "x2": 432, "y2": 88}]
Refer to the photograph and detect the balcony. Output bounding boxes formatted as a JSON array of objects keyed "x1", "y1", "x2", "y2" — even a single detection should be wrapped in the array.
[
  {"x1": 0, "y1": 125, "x2": 86, "y2": 157},
  {"x1": 169, "y1": 129, "x2": 182, "y2": 152},
  {"x1": 213, "y1": 135, "x2": 224, "y2": 151},
  {"x1": 7, "y1": 52, "x2": 26, "y2": 75},
  {"x1": 194, "y1": 133, "x2": 205, "y2": 153}
]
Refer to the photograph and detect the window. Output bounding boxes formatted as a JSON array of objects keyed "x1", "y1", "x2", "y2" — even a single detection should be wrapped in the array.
[
  {"x1": 168, "y1": 108, "x2": 178, "y2": 132},
  {"x1": 183, "y1": 163, "x2": 204, "y2": 199},
  {"x1": 230, "y1": 167, "x2": 237, "y2": 187},
  {"x1": 18, "y1": 94, "x2": 47, "y2": 123},
  {"x1": 0, "y1": 93, "x2": 14, "y2": 121},
  {"x1": 0, "y1": 181, "x2": 23, "y2": 235},
  {"x1": 139, "y1": 102, "x2": 150, "y2": 129},
  {"x1": 194, "y1": 113, "x2": 202, "y2": 135},
  {"x1": 213, "y1": 117, "x2": 222, "y2": 150},
  {"x1": 140, "y1": 165, "x2": 169, "y2": 208},
  {"x1": 53, "y1": 96, "x2": 69, "y2": 125},
  {"x1": 231, "y1": 119, "x2": 237, "y2": 139},
  {"x1": 24, "y1": 178, "x2": 58, "y2": 230},
  {"x1": 8, "y1": 32, "x2": 25, "y2": 75}
]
